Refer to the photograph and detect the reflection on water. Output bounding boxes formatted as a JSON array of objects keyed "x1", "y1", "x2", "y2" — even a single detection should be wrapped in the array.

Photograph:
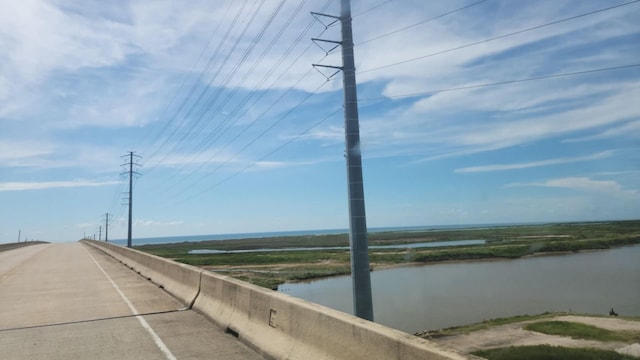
[
  {"x1": 278, "y1": 245, "x2": 640, "y2": 334},
  {"x1": 189, "y1": 239, "x2": 485, "y2": 254}
]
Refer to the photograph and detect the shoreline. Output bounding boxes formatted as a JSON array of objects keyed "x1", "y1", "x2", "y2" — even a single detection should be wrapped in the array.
[
  {"x1": 280, "y1": 243, "x2": 640, "y2": 285},
  {"x1": 136, "y1": 220, "x2": 640, "y2": 289}
]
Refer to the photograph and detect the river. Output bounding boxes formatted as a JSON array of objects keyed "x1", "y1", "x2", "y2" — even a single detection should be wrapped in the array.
[{"x1": 278, "y1": 245, "x2": 640, "y2": 334}]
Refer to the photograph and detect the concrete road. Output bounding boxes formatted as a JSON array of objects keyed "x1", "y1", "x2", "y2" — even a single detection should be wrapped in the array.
[{"x1": 0, "y1": 243, "x2": 265, "y2": 360}]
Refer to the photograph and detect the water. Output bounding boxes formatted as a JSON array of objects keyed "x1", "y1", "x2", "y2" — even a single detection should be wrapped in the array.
[
  {"x1": 278, "y1": 245, "x2": 640, "y2": 334},
  {"x1": 189, "y1": 239, "x2": 486, "y2": 254}
]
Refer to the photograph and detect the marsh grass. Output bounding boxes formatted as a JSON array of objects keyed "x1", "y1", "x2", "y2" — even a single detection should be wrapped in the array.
[{"x1": 473, "y1": 345, "x2": 640, "y2": 360}]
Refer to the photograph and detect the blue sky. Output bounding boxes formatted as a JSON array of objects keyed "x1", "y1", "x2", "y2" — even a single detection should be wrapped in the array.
[{"x1": 1, "y1": 0, "x2": 639, "y2": 243}]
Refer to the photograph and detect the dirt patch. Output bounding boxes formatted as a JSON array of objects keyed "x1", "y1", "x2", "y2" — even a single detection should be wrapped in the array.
[{"x1": 426, "y1": 315, "x2": 640, "y2": 357}]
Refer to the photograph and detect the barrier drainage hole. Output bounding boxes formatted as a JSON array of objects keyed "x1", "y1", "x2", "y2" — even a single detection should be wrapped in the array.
[{"x1": 225, "y1": 327, "x2": 239, "y2": 338}]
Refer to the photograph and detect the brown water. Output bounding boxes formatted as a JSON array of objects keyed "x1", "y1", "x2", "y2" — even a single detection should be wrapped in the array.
[{"x1": 279, "y1": 245, "x2": 640, "y2": 334}]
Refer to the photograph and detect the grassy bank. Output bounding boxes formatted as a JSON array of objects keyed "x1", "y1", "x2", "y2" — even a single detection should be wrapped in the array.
[
  {"x1": 135, "y1": 220, "x2": 640, "y2": 289},
  {"x1": 473, "y1": 345, "x2": 640, "y2": 360},
  {"x1": 415, "y1": 313, "x2": 561, "y2": 338},
  {"x1": 525, "y1": 321, "x2": 640, "y2": 342}
]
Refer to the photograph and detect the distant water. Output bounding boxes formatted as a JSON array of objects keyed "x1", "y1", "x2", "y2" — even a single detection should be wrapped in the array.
[{"x1": 109, "y1": 222, "x2": 546, "y2": 246}]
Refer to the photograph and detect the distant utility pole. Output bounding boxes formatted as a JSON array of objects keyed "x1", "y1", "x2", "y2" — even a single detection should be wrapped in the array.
[
  {"x1": 312, "y1": 0, "x2": 373, "y2": 321},
  {"x1": 98, "y1": 226, "x2": 102, "y2": 241},
  {"x1": 104, "y1": 213, "x2": 111, "y2": 242},
  {"x1": 121, "y1": 152, "x2": 142, "y2": 248},
  {"x1": 18, "y1": 229, "x2": 21, "y2": 243}
]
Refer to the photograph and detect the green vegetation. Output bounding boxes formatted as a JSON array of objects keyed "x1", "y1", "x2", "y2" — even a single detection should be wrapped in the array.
[
  {"x1": 174, "y1": 249, "x2": 351, "y2": 266},
  {"x1": 473, "y1": 345, "x2": 640, "y2": 360},
  {"x1": 135, "y1": 220, "x2": 640, "y2": 288},
  {"x1": 525, "y1": 321, "x2": 640, "y2": 342},
  {"x1": 416, "y1": 313, "x2": 560, "y2": 337}
]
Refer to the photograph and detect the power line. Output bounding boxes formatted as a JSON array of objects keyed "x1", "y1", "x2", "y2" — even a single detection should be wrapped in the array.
[
  {"x1": 167, "y1": 106, "x2": 343, "y2": 208},
  {"x1": 154, "y1": 78, "x2": 331, "y2": 208},
  {"x1": 180, "y1": 0, "x2": 293, "y2": 159},
  {"x1": 143, "y1": 1, "x2": 241, "y2": 161},
  {"x1": 352, "y1": 0, "x2": 393, "y2": 18},
  {"x1": 153, "y1": 3, "x2": 318, "y2": 185},
  {"x1": 149, "y1": 1, "x2": 267, "y2": 165},
  {"x1": 144, "y1": 1, "x2": 254, "y2": 169},
  {"x1": 143, "y1": 1, "x2": 330, "y2": 178},
  {"x1": 141, "y1": 1, "x2": 237, "y2": 162},
  {"x1": 357, "y1": 0, "x2": 640, "y2": 75},
  {"x1": 359, "y1": 63, "x2": 640, "y2": 102},
  {"x1": 145, "y1": 1, "x2": 334, "y2": 198},
  {"x1": 168, "y1": 0, "x2": 273, "y2": 153},
  {"x1": 357, "y1": 0, "x2": 488, "y2": 45}
]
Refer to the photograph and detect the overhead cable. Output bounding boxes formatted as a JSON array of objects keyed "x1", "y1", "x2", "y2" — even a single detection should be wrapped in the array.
[
  {"x1": 359, "y1": 63, "x2": 640, "y2": 102},
  {"x1": 358, "y1": 0, "x2": 640, "y2": 75},
  {"x1": 357, "y1": 0, "x2": 488, "y2": 45}
]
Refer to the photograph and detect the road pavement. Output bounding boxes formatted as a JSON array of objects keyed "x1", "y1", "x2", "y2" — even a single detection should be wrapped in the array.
[{"x1": 0, "y1": 242, "x2": 264, "y2": 360}]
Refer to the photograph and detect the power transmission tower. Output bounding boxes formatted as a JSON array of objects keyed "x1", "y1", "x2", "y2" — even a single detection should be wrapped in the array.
[
  {"x1": 104, "y1": 213, "x2": 111, "y2": 242},
  {"x1": 312, "y1": 0, "x2": 373, "y2": 321},
  {"x1": 98, "y1": 226, "x2": 102, "y2": 241},
  {"x1": 121, "y1": 152, "x2": 142, "y2": 248}
]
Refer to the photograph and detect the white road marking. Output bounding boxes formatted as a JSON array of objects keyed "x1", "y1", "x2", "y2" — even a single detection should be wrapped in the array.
[{"x1": 84, "y1": 248, "x2": 178, "y2": 360}]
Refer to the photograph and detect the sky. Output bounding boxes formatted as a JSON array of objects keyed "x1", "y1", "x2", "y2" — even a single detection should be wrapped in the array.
[{"x1": 0, "y1": 0, "x2": 639, "y2": 243}]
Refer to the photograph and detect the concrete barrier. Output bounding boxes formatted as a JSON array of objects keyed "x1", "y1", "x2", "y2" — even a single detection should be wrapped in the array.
[
  {"x1": 193, "y1": 270, "x2": 468, "y2": 360},
  {"x1": 81, "y1": 240, "x2": 201, "y2": 306},
  {"x1": 83, "y1": 240, "x2": 470, "y2": 360}
]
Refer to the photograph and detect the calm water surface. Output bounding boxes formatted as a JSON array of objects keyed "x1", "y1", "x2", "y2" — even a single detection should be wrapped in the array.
[{"x1": 278, "y1": 245, "x2": 640, "y2": 334}]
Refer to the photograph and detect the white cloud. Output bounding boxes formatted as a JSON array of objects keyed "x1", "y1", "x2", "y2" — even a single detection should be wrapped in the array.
[
  {"x1": 455, "y1": 150, "x2": 614, "y2": 173},
  {"x1": 563, "y1": 120, "x2": 640, "y2": 142},
  {"x1": 0, "y1": 179, "x2": 121, "y2": 192},
  {"x1": 134, "y1": 219, "x2": 184, "y2": 227},
  {"x1": 0, "y1": 140, "x2": 56, "y2": 165},
  {"x1": 507, "y1": 177, "x2": 639, "y2": 198},
  {"x1": 402, "y1": 84, "x2": 640, "y2": 162},
  {"x1": 0, "y1": 141, "x2": 126, "y2": 171},
  {"x1": 0, "y1": 0, "x2": 131, "y2": 83},
  {"x1": 253, "y1": 159, "x2": 318, "y2": 169}
]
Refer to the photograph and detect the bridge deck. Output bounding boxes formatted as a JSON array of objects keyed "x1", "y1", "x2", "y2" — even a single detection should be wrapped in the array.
[{"x1": 0, "y1": 243, "x2": 264, "y2": 360}]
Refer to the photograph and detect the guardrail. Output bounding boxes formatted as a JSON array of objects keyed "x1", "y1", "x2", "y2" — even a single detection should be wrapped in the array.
[
  {"x1": 0, "y1": 241, "x2": 49, "y2": 253},
  {"x1": 82, "y1": 240, "x2": 471, "y2": 360}
]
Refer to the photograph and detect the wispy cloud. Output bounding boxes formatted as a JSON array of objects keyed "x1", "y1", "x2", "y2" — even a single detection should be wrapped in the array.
[
  {"x1": 455, "y1": 150, "x2": 614, "y2": 173},
  {"x1": 0, "y1": 180, "x2": 121, "y2": 192},
  {"x1": 134, "y1": 219, "x2": 184, "y2": 227},
  {"x1": 403, "y1": 84, "x2": 640, "y2": 162},
  {"x1": 0, "y1": 140, "x2": 56, "y2": 165},
  {"x1": 507, "y1": 176, "x2": 638, "y2": 198},
  {"x1": 563, "y1": 120, "x2": 640, "y2": 143}
]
